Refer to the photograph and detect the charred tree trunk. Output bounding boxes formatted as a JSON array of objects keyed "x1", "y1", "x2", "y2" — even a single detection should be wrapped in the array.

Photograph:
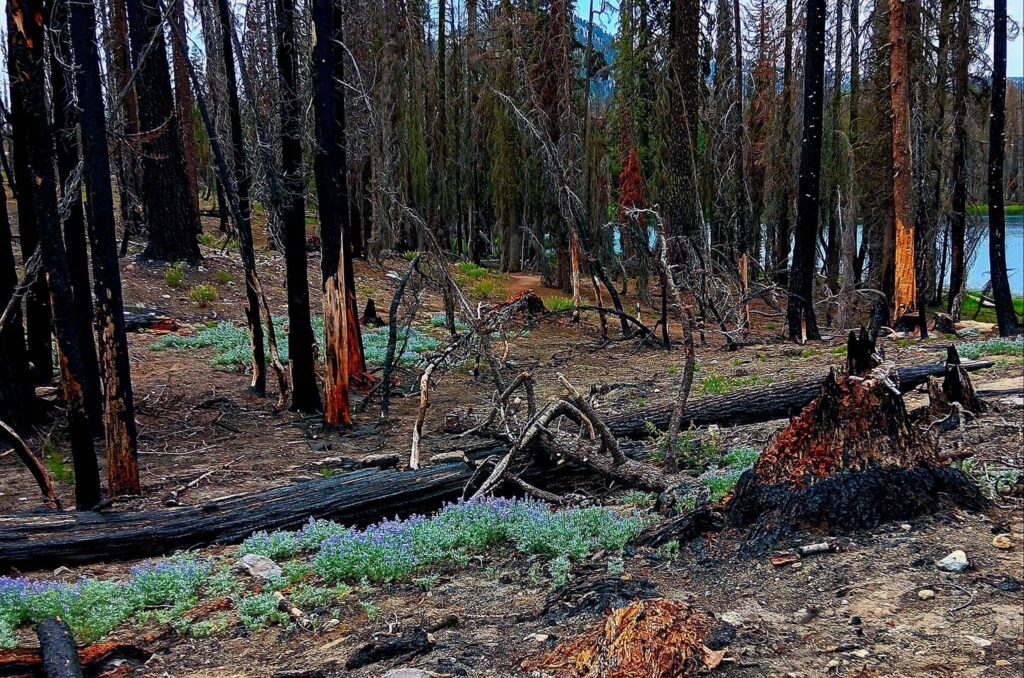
[
  {"x1": 125, "y1": 0, "x2": 202, "y2": 262},
  {"x1": 0, "y1": 171, "x2": 32, "y2": 428},
  {"x1": 773, "y1": 0, "x2": 795, "y2": 286},
  {"x1": 7, "y1": 0, "x2": 101, "y2": 510},
  {"x1": 71, "y1": 0, "x2": 142, "y2": 496},
  {"x1": 171, "y1": 0, "x2": 200, "y2": 235},
  {"x1": 275, "y1": 0, "x2": 321, "y2": 413},
  {"x1": 947, "y1": 0, "x2": 970, "y2": 315},
  {"x1": 35, "y1": 617, "x2": 84, "y2": 678},
  {"x1": 214, "y1": 0, "x2": 268, "y2": 395},
  {"x1": 6, "y1": 3, "x2": 52, "y2": 384},
  {"x1": 986, "y1": 0, "x2": 1019, "y2": 336},
  {"x1": 50, "y1": 0, "x2": 103, "y2": 434},
  {"x1": 786, "y1": 0, "x2": 825, "y2": 341},
  {"x1": 107, "y1": 0, "x2": 144, "y2": 243},
  {"x1": 889, "y1": 0, "x2": 917, "y2": 322}
]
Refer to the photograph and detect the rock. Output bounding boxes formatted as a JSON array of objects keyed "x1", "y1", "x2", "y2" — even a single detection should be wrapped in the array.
[
  {"x1": 379, "y1": 670, "x2": 441, "y2": 678},
  {"x1": 721, "y1": 611, "x2": 744, "y2": 626},
  {"x1": 992, "y1": 534, "x2": 1012, "y2": 549},
  {"x1": 322, "y1": 618, "x2": 340, "y2": 633},
  {"x1": 955, "y1": 327, "x2": 980, "y2": 339},
  {"x1": 965, "y1": 635, "x2": 992, "y2": 649},
  {"x1": 936, "y1": 550, "x2": 969, "y2": 573},
  {"x1": 851, "y1": 649, "x2": 869, "y2": 658},
  {"x1": 996, "y1": 659, "x2": 1011, "y2": 667},
  {"x1": 234, "y1": 553, "x2": 283, "y2": 581},
  {"x1": 917, "y1": 589, "x2": 936, "y2": 600},
  {"x1": 791, "y1": 607, "x2": 818, "y2": 624},
  {"x1": 524, "y1": 633, "x2": 550, "y2": 642}
]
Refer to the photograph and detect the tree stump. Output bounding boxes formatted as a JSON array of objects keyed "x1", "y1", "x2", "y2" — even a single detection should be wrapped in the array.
[{"x1": 726, "y1": 367, "x2": 986, "y2": 548}]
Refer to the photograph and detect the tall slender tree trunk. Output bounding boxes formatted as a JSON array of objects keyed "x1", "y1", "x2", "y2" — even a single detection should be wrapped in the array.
[
  {"x1": 786, "y1": 0, "x2": 826, "y2": 341},
  {"x1": 774, "y1": 0, "x2": 794, "y2": 285},
  {"x1": 215, "y1": 0, "x2": 267, "y2": 394},
  {"x1": 666, "y1": 0, "x2": 702, "y2": 265},
  {"x1": 312, "y1": 0, "x2": 352, "y2": 426},
  {"x1": 837, "y1": 0, "x2": 861, "y2": 329},
  {"x1": 987, "y1": 0, "x2": 1019, "y2": 336},
  {"x1": 275, "y1": 0, "x2": 321, "y2": 413},
  {"x1": 889, "y1": 0, "x2": 917, "y2": 321},
  {"x1": 0, "y1": 171, "x2": 31, "y2": 429},
  {"x1": 825, "y1": 0, "x2": 844, "y2": 295},
  {"x1": 171, "y1": 0, "x2": 201, "y2": 234},
  {"x1": 6, "y1": 7, "x2": 52, "y2": 384},
  {"x1": 125, "y1": 0, "x2": 202, "y2": 262},
  {"x1": 107, "y1": 0, "x2": 144, "y2": 241},
  {"x1": 70, "y1": 0, "x2": 141, "y2": 495},
  {"x1": 733, "y1": 0, "x2": 748, "y2": 259},
  {"x1": 947, "y1": 0, "x2": 969, "y2": 315},
  {"x1": 8, "y1": 0, "x2": 101, "y2": 509}
]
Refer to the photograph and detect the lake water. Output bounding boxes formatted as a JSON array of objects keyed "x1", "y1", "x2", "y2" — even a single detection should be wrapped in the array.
[{"x1": 964, "y1": 213, "x2": 1023, "y2": 295}]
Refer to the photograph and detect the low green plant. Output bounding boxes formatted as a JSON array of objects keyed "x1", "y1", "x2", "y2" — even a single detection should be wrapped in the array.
[
  {"x1": 214, "y1": 270, "x2": 235, "y2": 284},
  {"x1": 722, "y1": 447, "x2": 759, "y2": 470},
  {"x1": 454, "y1": 261, "x2": 489, "y2": 280},
  {"x1": 290, "y1": 584, "x2": 349, "y2": 610},
  {"x1": 620, "y1": 490, "x2": 657, "y2": 508},
  {"x1": 830, "y1": 345, "x2": 848, "y2": 356},
  {"x1": 164, "y1": 264, "x2": 184, "y2": 288},
  {"x1": 189, "y1": 612, "x2": 230, "y2": 638},
  {"x1": 546, "y1": 296, "x2": 575, "y2": 312},
  {"x1": 699, "y1": 374, "x2": 761, "y2": 395},
  {"x1": 188, "y1": 284, "x2": 217, "y2": 305},
  {"x1": 547, "y1": 555, "x2": 572, "y2": 588},
  {"x1": 401, "y1": 250, "x2": 421, "y2": 261},
  {"x1": 197, "y1": 233, "x2": 219, "y2": 247},
  {"x1": 359, "y1": 601, "x2": 380, "y2": 620},
  {"x1": 957, "y1": 337, "x2": 1023, "y2": 360},
  {"x1": 469, "y1": 278, "x2": 507, "y2": 299},
  {"x1": 659, "y1": 540, "x2": 681, "y2": 561},
  {"x1": 414, "y1": 575, "x2": 439, "y2": 592},
  {"x1": 235, "y1": 592, "x2": 289, "y2": 630},
  {"x1": 43, "y1": 438, "x2": 74, "y2": 485}
]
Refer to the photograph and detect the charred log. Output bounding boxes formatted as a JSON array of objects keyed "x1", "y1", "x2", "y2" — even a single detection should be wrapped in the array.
[{"x1": 34, "y1": 617, "x2": 84, "y2": 678}]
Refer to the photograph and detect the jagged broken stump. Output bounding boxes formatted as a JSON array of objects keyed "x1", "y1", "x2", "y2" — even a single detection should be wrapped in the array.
[{"x1": 726, "y1": 367, "x2": 987, "y2": 545}]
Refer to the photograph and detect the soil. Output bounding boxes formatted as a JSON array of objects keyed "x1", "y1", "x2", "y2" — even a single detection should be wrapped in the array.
[{"x1": 2, "y1": 206, "x2": 1022, "y2": 676}]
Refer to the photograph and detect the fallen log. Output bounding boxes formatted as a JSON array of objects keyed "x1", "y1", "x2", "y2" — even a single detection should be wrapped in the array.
[
  {"x1": 599, "y1": 360, "x2": 992, "y2": 438},
  {"x1": 0, "y1": 633, "x2": 158, "y2": 676},
  {"x1": 0, "y1": 361, "x2": 993, "y2": 571},
  {"x1": 35, "y1": 617, "x2": 83, "y2": 678}
]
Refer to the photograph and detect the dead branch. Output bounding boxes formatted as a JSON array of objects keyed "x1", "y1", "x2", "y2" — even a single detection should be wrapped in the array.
[{"x1": 0, "y1": 420, "x2": 59, "y2": 509}]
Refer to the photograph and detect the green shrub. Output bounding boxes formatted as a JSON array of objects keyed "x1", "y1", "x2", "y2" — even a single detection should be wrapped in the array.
[
  {"x1": 164, "y1": 264, "x2": 184, "y2": 288},
  {"x1": 958, "y1": 337, "x2": 1023, "y2": 360},
  {"x1": 454, "y1": 261, "x2": 489, "y2": 280},
  {"x1": 235, "y1": 592, "x2": 289, "y2": 630},
  {"x1": 188, "y1": 284, "x2": 218, "y2": 305},
  {"x1": 698, "y1": 374, "x2": 761, "y2": 395},
  {"x1": 722, "y1": 447, "x2": 759, "y2": 470},
  {"x1": 197, "y1": 233, "x2": 219, "y2": 247},
  {"x1": 469, "y1": 278, "x2": 507, "y2": 299},
  {"x1": 546, "y1": 296, "x2": 575, "y2": 312},
  {"x1": 214, "y1": 270, "x2": 235, "y2": 284}
]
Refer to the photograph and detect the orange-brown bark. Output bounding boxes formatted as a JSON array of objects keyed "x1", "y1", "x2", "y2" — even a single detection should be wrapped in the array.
[
  {"x1": 323, "y1": 271, "x2": 351, "y2": 426},
  {"x1": 889, "y1": 0, "x2": 917, "y2": 319}
]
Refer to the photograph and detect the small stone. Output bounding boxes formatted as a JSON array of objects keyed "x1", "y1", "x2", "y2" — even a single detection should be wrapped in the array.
[
  {"x1": 996, "y1": 659, "x2": 1011, "y2": 667},
  {"x1": 721, "y1": 611, "x2": 744, "y2": 626},
  {"x1": 792, "y1": 607, "x2": 818, "y2": 624},
  {"x1": 233, "y1": 553, "x2": 282, "y2": 581},
  {"x1": 992, "y1": 534, "x2": 1012, "y2": 549},
  {"x1": 966, "y1": 635, "x2": 992, "y2": 648},
  {"x1": 826, "y1": 660, "x2": 841, "y2": 668},
  {"x1": 322, "y1": 618, "x2": 340, "y2": 632},
  {"x1": 851, "y1": 649, "x2": 869, "y2": 658},
  {"x1": 380, "y1": 670, "x2": 441, "y2": 678},
  {"x1": 900, "y1": 524, "x2": 912, "y2": 531},
  {"x1": 918, "y1": 589, "x2": 936, "y2": 600},
  {"x1": 936, "y1": 550, "x2": 969, "y2": 573},
  {"x1": 525, "y1": 632, "x2": 550, "y2": 642}
]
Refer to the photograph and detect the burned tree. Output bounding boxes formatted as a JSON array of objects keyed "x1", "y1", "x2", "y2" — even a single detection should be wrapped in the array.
[
  {"x1": 275, "y1": 0, "x2": 321, "y2": 413},
  {"x1": 889, "y1": 0, "x2": 917, "y2": 323},
  {"x1": 70, "y1": 0, "x2": 142, "y2": 495},
  {"x1": 0, "y1": 171, "x2": 31, "y2": 429},
  {"x1": 124, "y1": 0, "x2": 201, "y2": 261},
  {"x1": 7, "y1": 0, "x2": 101, "y2": 509}
]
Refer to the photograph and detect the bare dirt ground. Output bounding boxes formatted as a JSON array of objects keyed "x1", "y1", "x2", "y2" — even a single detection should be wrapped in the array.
[{"x1": 2, "y1": 208, "x2": 1023, "y2": 676}]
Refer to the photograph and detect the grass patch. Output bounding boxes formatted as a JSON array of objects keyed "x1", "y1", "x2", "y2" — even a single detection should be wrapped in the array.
[
  {"x1": 43, "y1": 438, "x2": 74, "y2": 485},
  {"x1": 188, "y1": 284, "x2": 217, "y2": 306},
  {"x1": 429, "y1": 313, "x2": 469, "y2": 331},
  {"x1": 698, "y1": 373, "x2": 766, "y2": 395},
  {"x1": 957, "y1": 292, "x2": 1024, "y2": 324},
  {"x1": 152, "y1": 318, "x2": 438, "y2": 369},
  {"x1": 214, "y1": 270, "x2": 235, "y2": 284},
  {"x1": 546, "y1": 296, "x2": 575, "y2": 312},
  {"x1": 957, "y1": 336, "x2": 1023, "y2": 360}
]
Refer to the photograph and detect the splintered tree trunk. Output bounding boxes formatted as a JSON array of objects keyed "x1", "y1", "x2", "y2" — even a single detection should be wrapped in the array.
[
  {"x1": 6, "y1": 6, "x2": 52, "y2": 384},
  {"x1": 8, "y1": 0, "x2": 101, "y2": 510},
  {"x1": 786, "y1": 0, "x2": 825, "y2": 341},
  {"x1": 889, "y1": 0, "x2": 917, "y2": 322},
  {"x1": 0, "y1": 172, "x2": 32, "y2": 429},
  {"x1": 70, "y1": 0, "x2": 141, "y2": 496},
  {"x1": 727, "y1": 367, "x2": 986, "y2": 547},
  {"x1": 275, "y1": 0, "x2": 321, "y2": 413},
  {"x1": 125, "y1": 0, "x2": 201, "y2": 262},
  {"x1": 312, "y1": 0, "x2": 352, "y2": 425},
  {"x1": 215, "y1": 0, "x2": 267, "y2": 395},
  {"x1": 986, "y1": 0, "x2": 1019, "y2": 336},
  {"x1": 51, "y1": 0, "x2": 103, "y2": 435}
]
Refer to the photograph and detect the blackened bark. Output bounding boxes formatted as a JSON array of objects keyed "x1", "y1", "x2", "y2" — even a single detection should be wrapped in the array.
[
  {"x1": 0, "y1": 171, "x2": 31, "y2": 429},
  {"x1": 125, "y1": 0, "x2": 202, "y2": 262},
  {"x1": 171, "y1": 0, "x2": 201, "y2": 235},
  {"x1": 774, "y1": 0, "x2": 794, "y2": 286},
  {"x1": 275, "y1": 0, "x2": 321, "y2": 413},
  {"x1": 214, "y1": 0, "x2": 267, "y2": 395},
  {"x1": 947, "y1": 0, "x2": 969, "y2": 313},
  {"x1": 313, "y1": 0, "x2": 352, "y2": 425},
  {"x1": 6, "y1": 11, "x2": 52, "y2": 384},
  {"x1": 71, "y1": 0, "x2": 142, "y2": 496},
  {"x1": 787, "y1": 0, "x2": 825, "y2": 341},
  {"x1": 987, "y1": 0, "x2": 1020, "y2": 336},
  {"x1": 7, "y1": 0, "x2": 101, "y2": 509},
  {"x1": 51, "y1": 0, "x2": 103, "y2": 434}
]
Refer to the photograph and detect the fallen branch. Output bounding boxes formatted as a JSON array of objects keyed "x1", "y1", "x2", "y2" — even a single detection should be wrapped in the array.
[{"x1": 0, "y1": 420, "x2": 59, "y2": 509}]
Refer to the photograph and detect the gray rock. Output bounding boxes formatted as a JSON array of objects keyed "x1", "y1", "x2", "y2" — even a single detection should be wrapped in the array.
[
  {"x1": 955, "y1": 327, "x2": 980, "y2": 339},
  {"x1": 379, "y1": 670, "x2": 440, "y2": 678},
  {"x1": 936, "y1": 550, "x2": 969, "y2": 573},
  {"x1": 233, "y1": 553, "x2": 283, "y2": 580}
]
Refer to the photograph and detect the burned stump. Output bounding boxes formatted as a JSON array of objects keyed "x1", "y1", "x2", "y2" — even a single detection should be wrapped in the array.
[
  {"x1": 524, "y1": 599, "x2": 732, "y2": 678},
  {"x1": 726, "y1": 368, "x2": 986, "y2": 547}
]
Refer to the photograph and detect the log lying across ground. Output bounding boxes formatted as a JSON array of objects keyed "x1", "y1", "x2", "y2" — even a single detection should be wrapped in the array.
[
  {"x1": 0, "y1": 360, "x2": 991, "y2": 570},
  {"x1": 601, "y1": 360, "x2": 993, "y2": 438}
]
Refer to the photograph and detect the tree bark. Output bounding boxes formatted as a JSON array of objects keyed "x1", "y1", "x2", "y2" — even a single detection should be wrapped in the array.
[
  {"x1": 275, "y1": 0, "x2": 321, "y2": 413},
  {"x1": 7, "y1": 0, "x2": 101, "y2": 510},
  {"x1": 947, "y1": 0, "x2": 970, "y2": 315},
  {"x1": 786, "y1": 0, "x2": 825, "y2": 341},
  {"x1": 125, "y1": 0, "x2": 202, "y2": 262},
  {"x1": 986, "y1": 0, "x2": 1019, "y2": 336},
  {"x1": 71, "y1": 0, "x2": 142, "y2": 496},
  {"x1": 889, "y1": 0, "x2": 917, "y2": 322},
  {"x1": 170, "y1": 0, "x2": 201, "y2": 234},
  {"x1": 773, "y1": 0, "x2": 795, "y2": 286},
  {"x1": 0, "y1": 171, "x2": 32, "y2": 429}
]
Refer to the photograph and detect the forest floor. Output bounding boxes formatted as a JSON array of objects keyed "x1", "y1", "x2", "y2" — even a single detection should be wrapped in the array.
[{"x1": 1, "y1": 213, "x2": 1023, "y2": 677}]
